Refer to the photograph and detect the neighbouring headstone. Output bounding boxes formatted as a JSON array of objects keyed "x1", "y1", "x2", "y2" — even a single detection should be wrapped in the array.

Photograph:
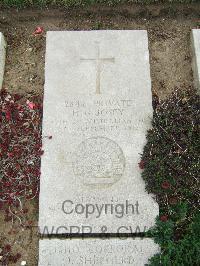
[
  {"x1": 191, "y1": 29, "x2": 200, "y2": 94},
  {"x1": 0, "y1": 33, "x2": 6, "y2": 89},
  {"x1": 39, "y1": 30, "x2": 159, "y2": 235},
  {"x1": 39, "y1": 238, "x2": 160, "y2": 266}
]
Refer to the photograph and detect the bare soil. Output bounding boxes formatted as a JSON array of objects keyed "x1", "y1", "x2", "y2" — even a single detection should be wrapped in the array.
[{"x1": 0, "y1": 3, "x2": 200, "y2": 265}]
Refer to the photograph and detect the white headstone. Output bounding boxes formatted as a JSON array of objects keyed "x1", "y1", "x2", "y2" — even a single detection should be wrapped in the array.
[
  {"x1": 0, "y1": 33, "x2": 6, "y2": 90},
  {"x1": 39, "y1": 31, "x2": 159, "y2": 234},
  {"x1": 191, "y1": 29, "x2": 200, "y2": 94},
  {"x1": 39, "y1": 238, "x2": 160, "y2": 266}
]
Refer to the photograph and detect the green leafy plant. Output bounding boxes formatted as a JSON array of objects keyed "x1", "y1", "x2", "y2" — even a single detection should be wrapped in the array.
[
  {"x1": 140, "y1": 88, "x2": 200, "y2": 265},
  {"x1": 147, "y1": 214, "x2": 200, "y2": 265}
]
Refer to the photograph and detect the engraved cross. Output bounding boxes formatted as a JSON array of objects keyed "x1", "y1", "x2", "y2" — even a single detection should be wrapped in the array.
[{"x1": 80, "y1": 42, "x2": 115, "y2": 94}]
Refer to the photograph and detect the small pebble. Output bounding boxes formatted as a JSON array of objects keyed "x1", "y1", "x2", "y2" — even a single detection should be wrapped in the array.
[{"x1": 21, "y1": 261, "x2": 26, "y2": 266}]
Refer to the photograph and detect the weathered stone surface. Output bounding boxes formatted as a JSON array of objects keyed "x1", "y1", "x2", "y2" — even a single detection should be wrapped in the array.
[
  {"x1": 39, "y1": 238, "x2": 160, "y2": 266},
  {"x1": 191, "y1": 29, "x2": 200, "y2": 94},
  {"x1": 39, "y1": 31, "x2": 159, "y2": 234},
  {"x1": 0, "y1": 33, "x2": 6, "y2": 89}
]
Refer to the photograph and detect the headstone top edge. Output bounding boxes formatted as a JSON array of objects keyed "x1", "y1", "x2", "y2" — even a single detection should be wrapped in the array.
[
  {"x1": 46, "y1": 30, "x2": 148, "y2": 39},
  {"x1": 192, "y1": 28, "x2": 200, "y2": 32},
  {"x1": 47, "y1": 30, "x2": 148, "y2": 33}
]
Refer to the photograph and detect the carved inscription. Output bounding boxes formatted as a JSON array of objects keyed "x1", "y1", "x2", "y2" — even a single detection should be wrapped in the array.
[
  {"x1": 61, "y1": 98, "x2": 146, "y2": 135},
  {"x1": 73, "y1": 137, "x2": 125, "y2": 185},
  {"x1": 41, "y1": 242, "x2": 138, "y2": 265}
]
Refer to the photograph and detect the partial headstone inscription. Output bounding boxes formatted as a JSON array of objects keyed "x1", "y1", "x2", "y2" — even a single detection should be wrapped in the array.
[
  {"x1": 0, "y1": 33, "x2": 6, "y2": 90},
  {"x1": 39, "y1": 31, "x2": 159, "y2": 234},
  {"x1": 39, "y1": 238, "x2": 160, "y2": 266},
  {"x1": 191, "y1": 29, "x2": 200, "y2": 94}
]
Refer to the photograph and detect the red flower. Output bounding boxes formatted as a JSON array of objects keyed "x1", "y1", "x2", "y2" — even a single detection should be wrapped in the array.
[
  {"x1": 160, "y1": 215, "x2": 168, "y2": 222},
  {"x1": 13, "y1": 94, "x2": 22, "y2": 101},
  {"x1": 17, "y1": 104, "x2": 22, "y2": 110},
  {"x1": 33, "y1": 26, "x2": 44, "y2": 35},
  {"x1": 5, "y1": 182, "x2": 11, "y2": 187},
  {"x1": 1, "y1": 88, "x2": 7, "y2": 95},
  {"x1": 16, "y1": 253, "x2": 22, "y2": 259},
  {"x1": 15, "y1": 163, "x2": 21, "y2": 170},
  {"x1": 6, "y1": 110, "x2": 11, "y2": 121},
  {"x1": 7, "y1": 152, "x2": 14, "y2": 158},
  {"x1": 161, "y1": 181, "x2": 171, "y2": 190},
  {"x1": 169, "y1": 197, "x2": 178, "y2": 205},
  {"x1": 0, "y1": 143, "x2": 7, "y2": 151},
  {"x1": 138, "y1": 160, "x2": 145, "y2": 169},
  {"x1": 26, "y1": 100, "x2": 36, "y2": 110},
  {"x1": 0, "y1": 91, "x2": 43, "y2": 213},
  {"x1": 23, "y1": 208, "x2": 29, "y2": 214},
  {"x1": 27, "y1": 220, "x2": 33, "y2": 226},
  {"x1": 4, "y1": 244, "x2": 11, "y2": 251},
  {"x1": 39, "y1": 150, "x2": 44, "y2": 156}
]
